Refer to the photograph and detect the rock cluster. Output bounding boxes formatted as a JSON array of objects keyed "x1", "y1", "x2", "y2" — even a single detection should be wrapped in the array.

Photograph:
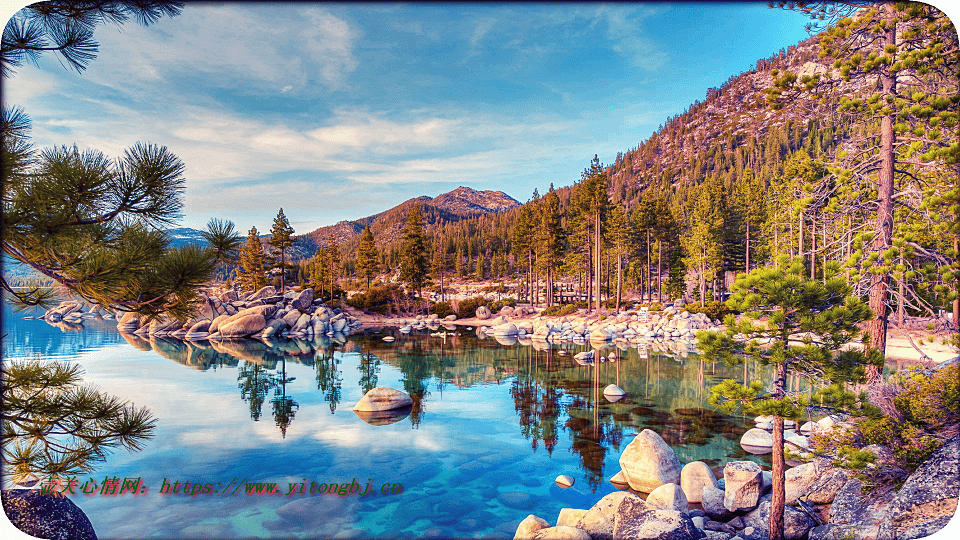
[
  {"x1": 513, "y1": 432, "x2": 959, "y2": 540},
  {"x1": 38, "y1": 287, "x2": 362, "y2": 342},
  {"x1": 472, "y1": 306, "x2": 723, "y2": 355}
]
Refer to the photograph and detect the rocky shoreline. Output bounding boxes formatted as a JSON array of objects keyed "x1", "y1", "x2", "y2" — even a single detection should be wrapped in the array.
[{"x1": 513, "y1": 428, "x2": 958, "y2": 540}]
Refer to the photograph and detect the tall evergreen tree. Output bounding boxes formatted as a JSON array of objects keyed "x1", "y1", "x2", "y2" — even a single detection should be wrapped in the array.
[
  {"x1": 770, "y1": 1, "x2": 959, "y2": 364},
  {"x1": 606, "y1": 202, "x2": 633, "y2": 310},
  {"x1": 537, "y1": 185, "x2": 565, "y2": 307},
  {"x1": 399, "y1": 204, "x2": 429, "y2": 298},
  {"x1": 325, "y1": 234, "x2": 341, "y2": 299},
  {"x1": 682, "y1": 177, "x2": 726, "y2": 305},
  {"x1": 238, "y1": 226, "x2": 267, "y2": 291},
  {"x1": 574, "y1": 156, "x2": 611, "y2": 312},
  {"x1": 356, "y1": 226, "x2": 379, "y2": 290},
  {"x1": 268, "y1": 208, "x2": 295, "y2": 292}
]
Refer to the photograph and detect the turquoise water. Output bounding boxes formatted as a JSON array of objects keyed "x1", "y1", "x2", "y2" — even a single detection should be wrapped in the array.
[{"x1": 2, "y1": 302, "x2": 770, "y2": 539}]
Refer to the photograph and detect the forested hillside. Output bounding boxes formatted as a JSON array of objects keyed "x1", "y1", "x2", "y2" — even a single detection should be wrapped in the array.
[{"x1": 279, "y1": 3, "x2": 957, "y2": 354}]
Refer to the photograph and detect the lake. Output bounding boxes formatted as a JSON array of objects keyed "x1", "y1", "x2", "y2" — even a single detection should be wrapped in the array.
[{"x1": 2, "y1": 301, "x2": 775, "y2": 539}]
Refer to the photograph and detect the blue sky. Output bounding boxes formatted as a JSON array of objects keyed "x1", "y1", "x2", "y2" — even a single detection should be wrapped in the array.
[{"x1": 3, "y1": 1, "x2": 944, "y2": 234}]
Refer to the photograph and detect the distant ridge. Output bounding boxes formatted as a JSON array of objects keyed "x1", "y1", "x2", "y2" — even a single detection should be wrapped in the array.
[{"x1": 299, "y1": 186, "x2": 520, "y2": 249}]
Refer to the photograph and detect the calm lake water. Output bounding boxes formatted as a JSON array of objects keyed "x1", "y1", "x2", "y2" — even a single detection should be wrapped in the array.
[{"x1": 2, "y1": 301, "x2": 776, "y2": 539}]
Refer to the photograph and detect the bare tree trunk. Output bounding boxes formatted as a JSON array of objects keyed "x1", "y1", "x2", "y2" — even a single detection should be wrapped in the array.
[
  {"x1": 866, "y1": 4, "x2": 897, "y2": 374},
  {"x1": 798, "y1": 212, "x2": 804, "y2": 267},
  {"x1": 955, "y1": 239, "x2": 959, "y2": 329},
  {"x1": 616, "y1": 253, "x2": 623, "y2": 312},
  {"x1": 810, "y1": 216, "x2": 816, "y2": 280},
  {"x1": 769, "y1": 361, "x2": 787, "y2": 540},
  {"x1": 595, "y1": 213, "x2": 602, "y2": 313},
  {"x1": 656, "y1": 241, "x2": 662, "y2": 302},
  {"x1": 746, "y1": 222, "x2": 751, "y2": 273}
]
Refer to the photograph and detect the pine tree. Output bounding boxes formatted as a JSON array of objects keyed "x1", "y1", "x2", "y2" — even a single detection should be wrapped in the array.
[
  {"x1": 268, "y1": 208, "x2": 295, "y2": 292},
  {"x1": 536, "y1": 185, "x2": 565, "y2": 307},
  {"x1": 356, "y1": 226, "x2": 379, "y2": 290},
  {"x1": 770, "y1": 1, "x2": 959, "y2": 364},
  {"x1": 698, "y1": 258, "x2": 879, "y2": 540},
  {"x1": 238, "y1": 226, "x2": 267, "y2": 291},
  {"x1": 1, "y1": 359, "x2": 156, "y2": 477},
  {"x1": 399, "y1": 204, "x2": 429, "y2": 298},
  {"x1": 682, "y1": 177, "x2": 726, "y2": 305},
  {"x1": 606, "y1": 202, "x2": 633, "y2": 310},
  {"x1": 325, "y1": 234, "x2": 341, "y2": 299},
  {"x1": 1, "y1": 110, "x2": 226, "y2": 319},
  {"x1": 574, "y1": 156, "x2": 611, "y2": 312}
]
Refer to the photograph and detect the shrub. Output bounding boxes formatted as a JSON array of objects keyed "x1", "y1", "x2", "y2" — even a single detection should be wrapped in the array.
[
  {"x1": 346, "y1": 284, "x2": 406, "y2": 315},
  {"x1": 456, "y1": 296, "x2": 488, "y2": 319},
  {"x1": 813, "y1": 363, "x2": 960, "y2": 477},
  {"x1": 489, "y1": 298, "x2": 517, "y2": 313},
  {"x1": 686, "y1": 301, "x2": 733, "y2": 321},
  {"x1": 542, "y1": 303, "x2": 577, "y2": 317},
  {"x1": 431, "y1": 301, "x2": 455, "y2": 318}
]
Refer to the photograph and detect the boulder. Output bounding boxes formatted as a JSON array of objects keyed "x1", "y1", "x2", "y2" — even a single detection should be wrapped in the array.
[
  {"x1": 741, "y1": 428, "x2": 774, "y2": 449},
  {"x1": 532, "y1": 526, "x2": 591, "y2": 540},
  {"x1": 646, "y1": 483, "x2": 690, "y2": 513},
  {"x1": 701, "y1": 485, "x2": 733, "y2": 521},
  {"x1": 494, "y1": 323, "x2": 519, "y2": 336},
  {"x1": 444, "y1": 314, "x2": 457, "y2": 321},
  {"x1": 352, "y1": 387, "x2": 413, "y2": 412},
  {"x1": 476, "y1": 305, "x2": 492, "y2": 320},
  {"x1": 613, "y1": 500, "x2": 706, "y2": 540},
  {"x1": 290, "y1": 288, "x2": 314, "y2": 310},
  {"x1": 514, "y1": 514, "x2": 550, "y2": 540},
  {"x1": 208, "y1": 314, "x2": 229, "y2": 335},
  {"x1": 218, "y1": 313, "x2": 267, "y2": 338},
  {"x1": 743, "y1": 499, "x2": 816, "y2": 540},
  {"x1": 784, "y1": 462, "x2": 820, "y2": 505},
  {"x1": 798, "y1": 466, "x2": 849, "y2": 504},
  {"x1": 619, "y1": 429, "x2": 682, "y2": 493},
  {"x1": 282, "y1": 309, "x2": 303, "y2": 327},
  {"x1": 680, "y1": 461, "x2": 718, "y2": 504},
  {"x1": 221, "y1": 290, "x2": 238, "y2": 302},
  {"x1": 188, "y1": 320, "x2": 211, "y2": 334},
  {"x1": 556, "y1": 509, "x2": 588, "y2": 527},
  {"x1": 1, "y1": 489, "x2": 98, "y2": 540},
  {"x1": 576, "y1": 491, "x2": 643, "y2": 540},
  {"x1": 556, "y1": 475, "x2": 575, "y2": 488},
  {"x1": 245, "y1": 286, "x2": 277, "y2": 301},
  {"x1": 878, "y1": 436, "x2": 959, "y2": 540},
  {"x1": 603, "y1": 384, "x2": 626, "y2": 398},
  {"x1": 723, "y1": 461, "x2": 763, "y2": 512}
]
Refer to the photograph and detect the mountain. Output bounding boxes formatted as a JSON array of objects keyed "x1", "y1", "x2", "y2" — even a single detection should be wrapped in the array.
[
  {"x1": 298, "y1": 186, "x2": 520, "y2": 251},
  {"x1": 165, "y1": 227, "x2": 209, "y2": 248}
]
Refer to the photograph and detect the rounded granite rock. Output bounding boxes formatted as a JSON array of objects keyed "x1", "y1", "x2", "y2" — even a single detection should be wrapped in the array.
[{"x1": 352, "y1": 387, "x2": 414, "y2": 412}]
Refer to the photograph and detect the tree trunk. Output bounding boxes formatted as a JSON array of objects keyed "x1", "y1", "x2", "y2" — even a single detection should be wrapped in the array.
[
  {"x1": 616, "y1": 253, "x2": 623, "y2": 312},
  {"x1": 810, "y1": 216, "x2": 816, "y2": 280},
  {"x1": 647, "y1": 229, "x2": 652, "y2": 303},
  {"x1": 798, "y1": 213, "x2": 804, "y2": 266},
  {"x1": 595, "y1": 212, "x2": 602, "y2": 313},
  {"x1": 746, "y1": 222, "x2": 751, "y2": 274},
  {"x1": 954, "y1": 239, "x2": 959, "y2": 330},
  {"x1": 657, "y1": 241, "x2": 662, "y2": 302},
  {"x1": 770, "y1": 415, "x2": 786, "y2": 540},
  {"x1": 897, "y1": 274, "x2": 905, "y2": 328},
  {"x1": 280, "y1": 249, "x2": 285, "y2": 293},
  {"x1": 866, "y1": 3, "x2": 897, "y2": 373}
]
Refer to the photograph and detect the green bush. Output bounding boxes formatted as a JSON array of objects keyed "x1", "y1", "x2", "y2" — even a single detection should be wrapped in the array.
[
  {"x1": 686, "y1": 301, "x2": 733, "y2": 321},
  {"x1": 542, "y1": 303, "x2": 578, "y2": 317},
  {"x1": 814, "y1": 363, "x2": 960, "y2": 475},
  {"x1": 431, "y1": 301, "x2": 455, "y2": 318},
  {"x1": 346, "y1": 284, "x2": 405, "y2": 315},
  {"x1": 489, "y1": 298, "x2": 517, "y2": 313},
  {"x1": 456, "y1": 296, "x2": 488, "y2": 319}
]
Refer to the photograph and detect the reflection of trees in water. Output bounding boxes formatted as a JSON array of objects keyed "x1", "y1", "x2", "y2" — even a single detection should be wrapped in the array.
[
  {"x1": 238, "y1": 362, "x2": 275, "y2": 421},
  {"x1": 511, "y1": 347, "x2": 561, "y2": 455},
  {"x1": 358, "y1": 351, "x2": 380, "y2": 394},
  {"x1": 314, "y1": 341, "x2": 342, "y2": 414},
  {"x1": 273, "y1": 357, "x2": 298, "y2": 437}
]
